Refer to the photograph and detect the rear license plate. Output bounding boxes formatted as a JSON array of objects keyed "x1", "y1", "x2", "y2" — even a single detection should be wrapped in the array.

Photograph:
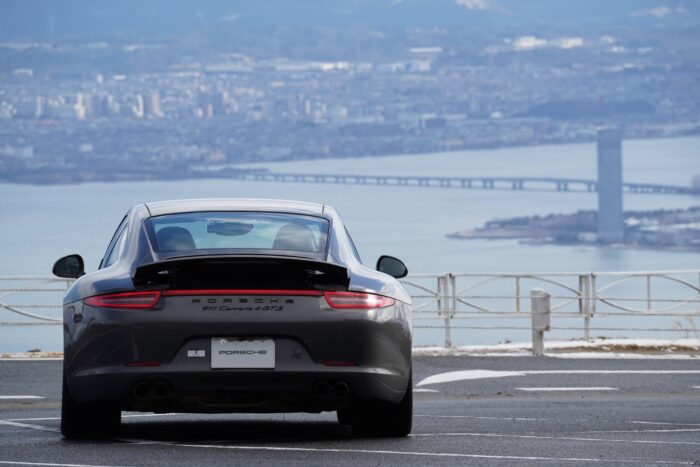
[{"x1": 211, "y1": 338, "x2": 275, "y2": 369}]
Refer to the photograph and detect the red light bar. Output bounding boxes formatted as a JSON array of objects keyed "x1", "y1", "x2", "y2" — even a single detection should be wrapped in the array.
[
  {"x1": 323, "y1": 360, "x2": 358, "y2": 367},
  {"x1": 125, "y1": 361, "x2": 161, "y2": 367},
  {"x1": 163, "y1": 289, "x2": 323, "y2": 297},
  {"x1": 324, "y1": 291, "x2": 395, "y2": 309},
  {"x1": 84, "y1": 291, "x2": 161, "y2": 309}
]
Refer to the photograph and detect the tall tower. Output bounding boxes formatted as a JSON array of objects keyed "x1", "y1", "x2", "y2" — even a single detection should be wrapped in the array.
[{"x1": 597, "y1": 129, "x2": 624, "y2": 243}]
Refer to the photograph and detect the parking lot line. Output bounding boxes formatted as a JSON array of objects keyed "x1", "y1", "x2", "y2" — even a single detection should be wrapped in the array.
[
  {"x1": 0, "y1": 461, "x2": 130, "y2": 467},
  {"x1": 0, "y1": 395, "x2": 44, "y2": 400},
  {"x1": 515, "y1": 387, "x2": 619, "y2": 391},
  {"x1": 0, "y1": 420, "x2": 59, "y2": 433},
  {"x1": 415, "y1": 414, "x2": 549, "y2": 421},
  {"x1": 577, "y1": 428, "x2": 700, "y2": 434},
  {"x1": 132, "y1": 440, "x2": 691, "y2": 464},
  {"x1": 417, "y1": 369, "x2": 700, "y2": 386},
  {"x1": 411, "y1": 431, "x2": 700, "y2": 446}
]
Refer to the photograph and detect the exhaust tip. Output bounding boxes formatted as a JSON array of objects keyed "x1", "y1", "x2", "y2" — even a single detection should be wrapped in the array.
[
  {"x1": 153, "y1": 381, "x2": 171, "y2": 398},
  {"x1": 313, "y1": 381, "x2": 331, "y2": 398},
  {"x1": 133, "y1": 381, "x2": 151, "y2": 399},
  {"x1": 333, "y1": 382, "x2": 350, "y2": 399}
]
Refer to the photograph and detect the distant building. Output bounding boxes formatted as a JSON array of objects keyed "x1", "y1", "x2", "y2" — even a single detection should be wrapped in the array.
[
  {"x1": 14, "y1": 97, "x2": 43, "y2": 119},
  {"x1": 197, "y1": 90, "x2": 227, "y2": 118},
  {"x1": 133, "y1": 94, "x2": 145, "y2": 118},
  {"x1": 143, "y1": 91, "x2": 162, "y2": 117},
  {"x1": 91, "y1": 94, "x2": 118, "y2": 117},
  {"x1": 597, "y1": 129, "x2": 624, "y2": 243}
]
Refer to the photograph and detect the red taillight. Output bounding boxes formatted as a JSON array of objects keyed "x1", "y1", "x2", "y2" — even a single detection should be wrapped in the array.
[
  {"x1": 323, "y1": 360, "x2": 358, "y2": 367},
  {"x1": 324, "y1": 291, "x2": 395, "y2": 309},
  {"x1": 84, "y1": 291, "x2": 161, "y2": 309},
  {"x1": 125, "y1": 361, "x2": 161, "y2": 367},
  {"x1": 163, "y1": 289, "x2": 323, "y2": 297}
]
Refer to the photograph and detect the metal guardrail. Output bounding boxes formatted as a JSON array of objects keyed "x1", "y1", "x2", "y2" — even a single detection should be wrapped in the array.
[
  {"x1": 400, "y1": 271, "x2": 700, "y2": 348},
  {"x1": 1, "y1": 271, "x2": 699, "y2": 351}
]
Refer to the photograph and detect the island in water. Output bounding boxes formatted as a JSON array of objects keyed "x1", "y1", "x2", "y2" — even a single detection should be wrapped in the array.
[{"x1": 448, "y1": 207, "x2": 700, "y2": 251}]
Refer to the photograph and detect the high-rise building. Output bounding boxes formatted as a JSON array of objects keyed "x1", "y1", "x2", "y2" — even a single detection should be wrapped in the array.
[
  {"x1": 597, "y1": 128, "x2": 624, "y2": 243},
  {"x1": 197, "y1": 90, "x2": 227, "y2": 118},
  {"x1": 133, "y1": 94, "x2": 145, "y2": 118},
  {"x1": 143, "y1": 91, "x2": 162, "y2": 117}
]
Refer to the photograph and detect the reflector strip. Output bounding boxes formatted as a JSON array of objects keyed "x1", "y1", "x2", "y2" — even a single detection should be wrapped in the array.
[
  {"x1": 323, "y1": 360, "x2": 358, "y2": 367},
  {"x1": 163, "y1": 289, "x2": 323, "y2": 297},
  {"x1": 125, "y1": 361, "x2": 161, "y2": 367},
  {"x1": 324, "y1": 291, "x2": 395, "y2": 309},
  {"x1": 84, "y1": 291, "x2": 161, "y2": 309}
]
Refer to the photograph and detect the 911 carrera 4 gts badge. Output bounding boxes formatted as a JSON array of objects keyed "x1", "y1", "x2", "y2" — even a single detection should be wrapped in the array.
[
  {"x1": 197, "y1": 297, "x2": 288, "y2": 312},
  {"x1": 202, "y1": 305, "x2": 285, "y2": 311}
]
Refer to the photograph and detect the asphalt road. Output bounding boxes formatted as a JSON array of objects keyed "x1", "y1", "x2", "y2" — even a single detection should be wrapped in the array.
[{"x1": 1, "y1": 356, "x2": 699, "y2": 466}]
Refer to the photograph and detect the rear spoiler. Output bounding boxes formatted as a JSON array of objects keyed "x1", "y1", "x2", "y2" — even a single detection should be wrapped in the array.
[{"x1": 132, "y1": 255, "x2": 349, "y2": 291}]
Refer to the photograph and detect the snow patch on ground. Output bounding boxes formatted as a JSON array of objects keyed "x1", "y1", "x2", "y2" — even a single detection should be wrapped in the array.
[
  {"x1": 413, "y1": 338, "x2": 700, "y2": 358},
  {"x1": 2, "y1": 339, "x2": 699, "y2": 360}
]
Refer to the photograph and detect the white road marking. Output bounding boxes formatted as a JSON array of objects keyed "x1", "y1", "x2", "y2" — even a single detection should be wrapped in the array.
[
  {"x1": 417, "y1": 370, "x2": 524, "y2": 386},
  {"x1": 0, "y1": 420, "x2": 59, "y2": 433},
  {"x1": 516, "y1": 387, "x2": 618, "y2": 392},
  {"x1": 3, "y1": 413, "x2": 179, "y2": 423},
  {"x1": 122, "y1": 413, "x2": 178, "y2": 418},
  {"x1": 128, "y1": 440, "x2": 689, "y2": 464},
  {"x1": 0, "y1": 358, "x2": 63, "y2": 362},
  {"x1": 416, "y1": 414, "x2": 700, "y2": 427},
  {"x1": 629, "y1": 421, "x2": 700, "y2": 427},
  {"x1": 413, "y1": 389, "x2": 439, "y2": 393},
  {"x1": 416, "y1": 414, "x2": 549, "y2": 421},
  {"x1": 417, "y1": 369, "x2": 700, "y2": 386},
  {"x1": 5, "y1": 417, "x2": 60, "y2": 422},
  {"x1": 0, "y1": 395, "x2": 44, "y2": 400},
  {"x1": 0, "y1": 462, "x2": 129, "y2": 467},
  {"x1": 411, "y1": 431, "x2": 700, "y2": 446},
  {"x1": 577, "y1": 428, "x2": 700, "y2": 434}
]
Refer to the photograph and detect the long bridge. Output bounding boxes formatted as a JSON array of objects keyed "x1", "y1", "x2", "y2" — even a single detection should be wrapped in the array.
[{"x1": 223, "y1": 171, "x2": 696, "y2": 195}]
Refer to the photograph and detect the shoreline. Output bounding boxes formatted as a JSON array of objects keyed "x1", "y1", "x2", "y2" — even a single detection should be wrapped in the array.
[{"x1": 2, "y1": 134, "x2": 699, "y2": 187}]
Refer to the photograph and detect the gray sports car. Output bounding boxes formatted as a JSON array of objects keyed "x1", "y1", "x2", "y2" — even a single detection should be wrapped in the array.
[{"x1": 53, "y1": 199, "x2": 412, "y2": 438}]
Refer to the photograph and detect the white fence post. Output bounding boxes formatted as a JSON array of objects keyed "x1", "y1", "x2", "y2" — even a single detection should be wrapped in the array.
[
  {"x1": 530, "y1": 288, "x2": 551, "y2": 356},
  {"x1": 579, "y1": 273, "x2": 595, "y2": 342},
  {"x1": 437, "y1": 273, "x2": 455, "y2": 348}
]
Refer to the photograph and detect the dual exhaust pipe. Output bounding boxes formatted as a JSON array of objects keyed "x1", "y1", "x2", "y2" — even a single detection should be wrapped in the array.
[
  {"x1": 134, "y1": 379, "x2": 349, "y2": 402},
  {"x1": 313, "y1": 380, "x2": 350, "y2": 400},
  {"x1": 132, "y1": 380, "x2": 172, "y2": 400}
]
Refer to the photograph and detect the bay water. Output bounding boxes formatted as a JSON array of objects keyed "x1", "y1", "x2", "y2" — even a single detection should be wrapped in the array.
[{"x1": 1, "y1": 136, "x2": 698, "y2": 351}]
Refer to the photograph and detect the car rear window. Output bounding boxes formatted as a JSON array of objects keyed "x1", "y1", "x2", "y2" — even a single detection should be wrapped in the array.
[{"x1": 145, "y1": 211, "x2": 329, "y2": 257}]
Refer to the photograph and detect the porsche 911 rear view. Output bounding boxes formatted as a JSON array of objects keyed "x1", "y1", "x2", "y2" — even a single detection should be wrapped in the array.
[{"x1": 53, "y1": 199, "x2": 412, "y2": 439}]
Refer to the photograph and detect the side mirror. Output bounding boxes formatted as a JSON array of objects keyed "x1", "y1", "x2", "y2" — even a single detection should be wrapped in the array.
[
  {"x1": 52, "y1": 254, "x2": 85, "y2": 279},
  {"x1": 376, "y1": 255, "x2": 408, "y2": 279}
]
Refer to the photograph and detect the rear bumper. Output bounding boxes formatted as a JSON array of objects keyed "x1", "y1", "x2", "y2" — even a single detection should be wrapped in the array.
[
  {"x1": 67, "y1": 365, "x2": 409, "y2": 413},
  {"x1": 64, "y1": 298, "x2": 412, "y2": 412}
]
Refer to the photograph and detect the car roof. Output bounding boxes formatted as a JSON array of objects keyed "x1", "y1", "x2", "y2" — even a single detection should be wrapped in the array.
[{"x1": 144, "y1": 198, "x2": 326, "y2": 217}]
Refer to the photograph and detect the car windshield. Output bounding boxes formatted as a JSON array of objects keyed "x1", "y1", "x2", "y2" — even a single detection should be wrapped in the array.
[{"x1": 146, "y1": 211, "x2": 329, "y2": 257}]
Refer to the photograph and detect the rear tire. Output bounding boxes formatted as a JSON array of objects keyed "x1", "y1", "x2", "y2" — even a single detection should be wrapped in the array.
[
  {"x1": 350, "y1": 373, "x2": 412, "y2": 437},
  {"x1": 61, "y1": 372, "x2": 120, "y2": 439}
]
